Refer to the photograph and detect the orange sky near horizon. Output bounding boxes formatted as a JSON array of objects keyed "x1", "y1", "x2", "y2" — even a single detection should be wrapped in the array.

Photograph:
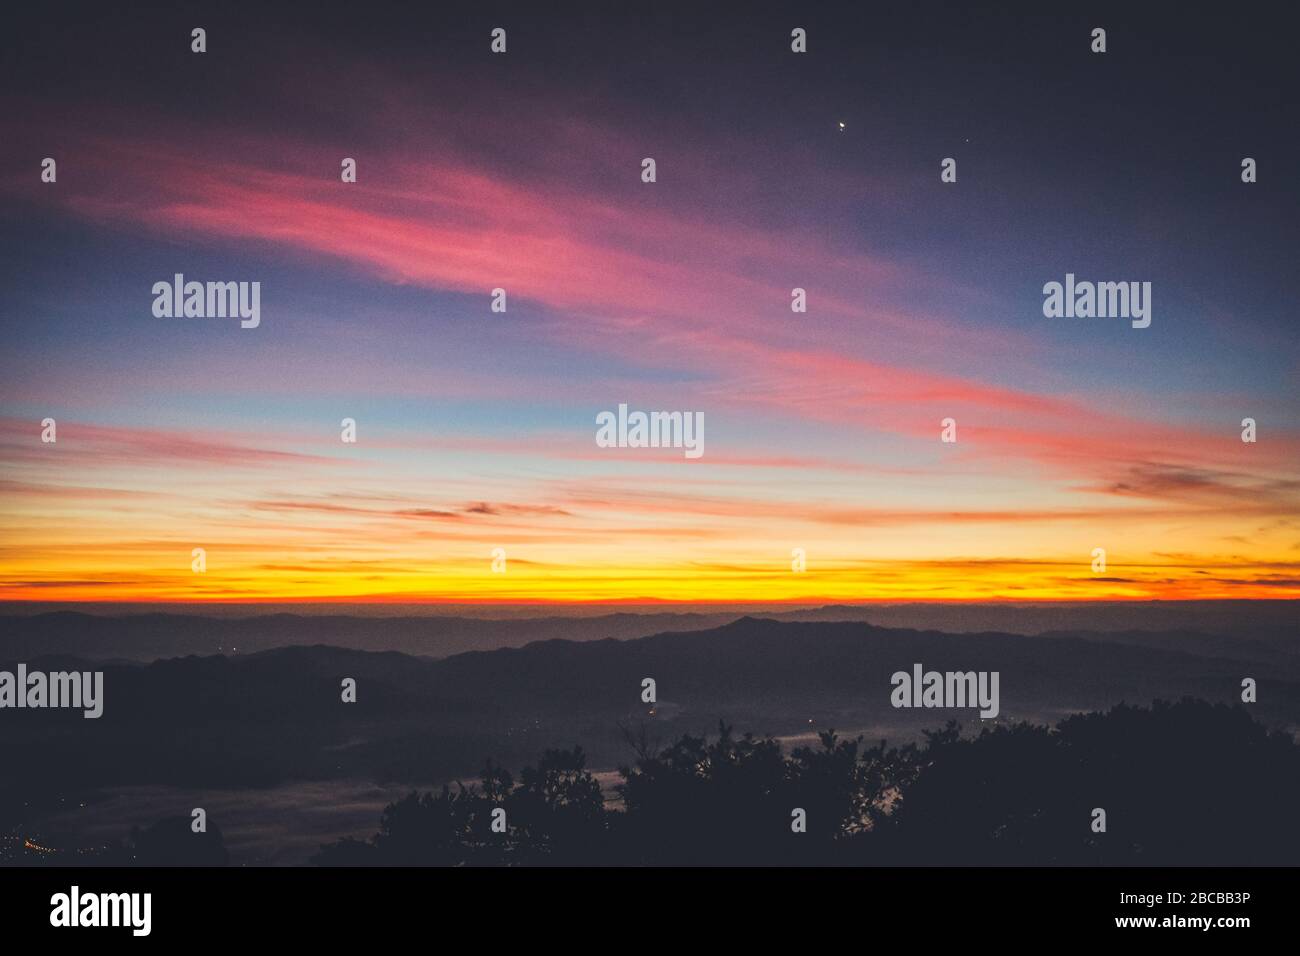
[{"x1": 2, "y1": 410, "x2": 1296, "y2": 604}]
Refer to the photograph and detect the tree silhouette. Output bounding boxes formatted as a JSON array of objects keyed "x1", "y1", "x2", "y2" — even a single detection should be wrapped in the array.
[{"x1": 313, "y1": 699, "x2": 1300, "y2": 866}]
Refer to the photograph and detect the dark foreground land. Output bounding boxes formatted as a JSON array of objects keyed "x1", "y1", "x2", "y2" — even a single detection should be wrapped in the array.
[{"x1": 2, "y1": 612, "x2": 1297, "y2": 865}]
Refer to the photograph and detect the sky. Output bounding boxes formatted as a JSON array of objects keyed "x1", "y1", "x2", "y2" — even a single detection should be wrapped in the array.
[{"x1": 1, "y1": 2, "x2": 1297, "y2": 604}]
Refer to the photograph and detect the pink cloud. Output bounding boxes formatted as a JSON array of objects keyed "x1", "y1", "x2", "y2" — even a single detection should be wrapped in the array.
[
  {"x1": 6, "y1": 112, "x2": 1296, "y2": 505},
  {"x1": 0, "y1": 417, "x2": 345, "y2": 470}
]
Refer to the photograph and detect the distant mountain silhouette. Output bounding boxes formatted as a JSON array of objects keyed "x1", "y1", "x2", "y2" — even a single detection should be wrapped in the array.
[
  {"x1": 2, "y1": 599, "x2": 1293, "y2": 661},
  {"x1": 0, "y1": 610, "x2": 736, "y2": 661}
]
